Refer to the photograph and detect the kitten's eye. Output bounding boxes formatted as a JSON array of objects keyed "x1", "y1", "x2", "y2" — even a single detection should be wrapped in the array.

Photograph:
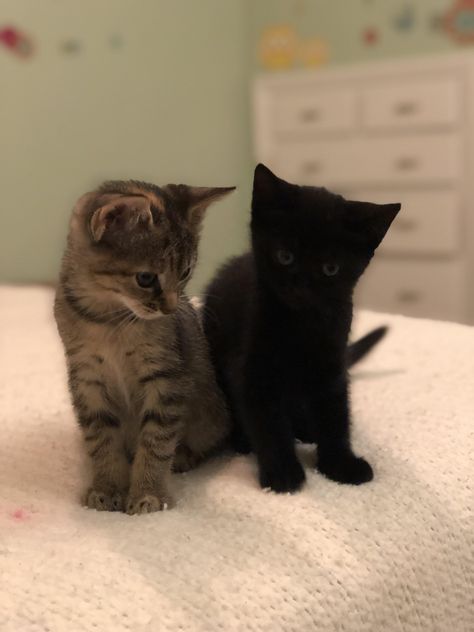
[
  {"x1": 135, "y1": 272, "x2": 158, "y2": 288},
  {"x1": 276, "y1": 249, "x2": 294, "y2": 266},
  {"x1": 322, "y1": 263, "x2": 339, "y2": 277}
]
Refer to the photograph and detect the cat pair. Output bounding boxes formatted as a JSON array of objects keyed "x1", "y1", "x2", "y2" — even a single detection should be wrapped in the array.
[{"x1": 54, "y1": 165, "x2": 400, "y2": 513}]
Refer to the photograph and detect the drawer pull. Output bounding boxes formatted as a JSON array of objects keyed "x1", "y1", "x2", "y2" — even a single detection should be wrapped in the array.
[
  {"x1": 394, "y1": 101, "x2": 419, "y2": 117},
  {"x1": 394, "y1": 218, "x2": 417, "y2": 232},
  {"x1": 396, "y1": 289, "x2": 421, "y2": 304},
  {"x1": 301, "y1": 161, "x2": 321, "y2": 175},
  {"x1": 395, "y1": 156, "x2": 419, "y2": 172},
  {"x1": 299, "y1": 108, "x2": 321, "y2": 123}
]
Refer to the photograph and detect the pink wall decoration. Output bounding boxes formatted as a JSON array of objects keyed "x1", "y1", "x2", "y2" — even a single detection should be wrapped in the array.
[{"x1": 0, "y1": 26, "x2": 34, "y2": 58}]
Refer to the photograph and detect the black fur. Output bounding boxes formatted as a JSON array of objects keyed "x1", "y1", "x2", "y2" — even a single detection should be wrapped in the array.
[{"x1": 203, "y1": 164, "x2": 400, "y2": 493}]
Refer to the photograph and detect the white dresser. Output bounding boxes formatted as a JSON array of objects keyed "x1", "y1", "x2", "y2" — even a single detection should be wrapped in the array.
[{"x1": 253, "y1": 53, "x2": 474, "y2": 324}]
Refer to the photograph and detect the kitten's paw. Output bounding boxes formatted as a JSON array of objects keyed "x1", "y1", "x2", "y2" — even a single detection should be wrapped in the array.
[
  {"x1": 126, "y1": 494, "x2": 173, "y2": 515},
  {"x1": 259, "y1": 458, "x2": 306, "y2": 493},
  {"x1": 85, "y1": 489, "x2": 125, "y2": 512},
  {"x1": 172, "y1": 444, "x2": 201, "y2": 473},
  {"x1": 317, "y1": 453, "x2": 373, "y2": 485}
]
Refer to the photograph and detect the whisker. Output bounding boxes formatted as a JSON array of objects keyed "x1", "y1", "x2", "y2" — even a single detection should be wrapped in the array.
[{"x1": 106, "y1": 310, "x2": 137, "y2": 338}]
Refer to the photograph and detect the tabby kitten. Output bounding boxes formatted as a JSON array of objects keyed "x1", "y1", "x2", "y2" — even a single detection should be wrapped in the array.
[
  {"x1": 54, "y1": 179, "x2": 234, "y2": 514},
  {"x1": 203, "y1": 164, "x2": 400, "y2": 493}
]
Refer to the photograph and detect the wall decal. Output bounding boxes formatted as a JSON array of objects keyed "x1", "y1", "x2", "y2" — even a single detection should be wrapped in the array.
[
  {"x1": 444, "y1": 0, "x2": 474, "y2": 43},
  {"x1": 394, "y1": 4, "x2": 415, "y2": 31},
  {"x1": 259, "y1": 25, "x2": 298, "y2": 70},
  {"x1": 362, "y1": 27, "x2": 379, "y2": 46},
  {"x1": 256, "y1": 1, "x2": 474, "y2": 72},
  {"x1": 0, "y1": 26, "x2": 34, "y2": 58},
  {"x1": 259, "y1": 26, "x2": 329, "y2": 70},
  {"x1": 59, "y1": 39, "x2": 82, "y2": 55},
  {"x1": 298, "y1": 37, "x2": 328, "y2": 68}
]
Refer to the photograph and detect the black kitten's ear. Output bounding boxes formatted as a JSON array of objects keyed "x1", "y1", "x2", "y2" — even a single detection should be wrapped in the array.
[
  {"x1": 89, "y1": 194, "x2": 153, "y2": 242},
  {"x1": 346, "y1": 201, "x2": 401, "y2": 250},
  {"x1": 166, "y1": 184, "x2": 235, "y2": 227},
  {"x1": 252, "y1": 163, "x2": 284, "y2": 208}
]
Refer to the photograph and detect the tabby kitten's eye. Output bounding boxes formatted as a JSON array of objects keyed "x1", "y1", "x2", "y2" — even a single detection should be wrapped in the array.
[
  {"x1": 276, "y1": 249, "x2": 295, "y2": 266},
  {"x1": 322, "y1": 263, "x2": 339, "y2": 277},
  {"x1": 135, "y1": 272, "x2": 158, "y2": 288}
]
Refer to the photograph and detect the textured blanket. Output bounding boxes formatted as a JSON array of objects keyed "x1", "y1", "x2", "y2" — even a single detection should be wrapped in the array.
[{"x1": 0, "y1": 286, "x2": 472, "y2": 632}]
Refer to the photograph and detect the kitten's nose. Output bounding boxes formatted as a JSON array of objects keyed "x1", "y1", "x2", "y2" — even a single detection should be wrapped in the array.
[{"x1": 160, "y1": 291, "x2": 178, "y2": 314}]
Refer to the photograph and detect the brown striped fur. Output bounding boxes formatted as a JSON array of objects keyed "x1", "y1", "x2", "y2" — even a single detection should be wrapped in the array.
[{"x1": 54, "y1": 179, "x2": 234, "y2": 514}]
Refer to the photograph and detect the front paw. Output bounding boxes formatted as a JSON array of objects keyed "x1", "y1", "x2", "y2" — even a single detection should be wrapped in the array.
[
  {"x1": 317, "y1": 452, "x2": 373, "y2": 485},
  {"x1": 126, "y1": 494, "x2": 173, "y2": 515},
  {"x1": 85, "y1": 488, "x2": 125, "y2": 512},
  {"x1": 259, "y1": 457, "x2": 306, "y2": 493}
]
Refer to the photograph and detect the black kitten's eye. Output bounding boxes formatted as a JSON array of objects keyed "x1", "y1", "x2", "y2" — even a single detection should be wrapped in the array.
[
  {"x1": 276, "y1": 249, "x2": 295, "y2": 266},
  {"x1": 322, "y1": 263, "x2": 339, "y2": 277},
  {"x1": 135, "y1": 272, "x2": 158, "y2": 288}
]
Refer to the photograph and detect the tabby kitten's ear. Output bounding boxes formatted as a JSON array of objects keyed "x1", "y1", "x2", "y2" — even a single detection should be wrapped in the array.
[
  {"x1": 89, "y1": 195, "x2": 153, "y2": 242},
  {"x1": 166, "y1": 184, "x2": 236, "y2": 228},
  {"x1": 345, "y1": 201, "x2": 401, "y2": 251},
  {"x1": 188, "y1": 186, "x2": 236, "y2": 223}
]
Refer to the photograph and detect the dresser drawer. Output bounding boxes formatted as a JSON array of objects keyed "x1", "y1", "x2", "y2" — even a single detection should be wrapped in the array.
[
  {"x1": 271, "y1": 87, "x2": 358, "y2": 136},
  {"x1": 345, "y1": 189, "x2": 462, "y2": 255},
  {"x1": 270, "y1": 133, "x2": 462, "y2": 188},
  {"x1": 356, "y1": 260, "x2": 466, "y2": 322},
  {"x1": 356, "y1": 134, "x2": 462, "y2": 185},
  {"x1": 271, "y1": 139, "x2": 356, "y2": 187},
  {"x1": 362, "y1": 76, "x2": 461, "y2": 131}
]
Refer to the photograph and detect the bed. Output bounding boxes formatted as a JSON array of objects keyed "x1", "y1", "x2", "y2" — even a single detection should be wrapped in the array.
[{"x1": 1, "y1": 285, "x2": 472, "y2": 631}]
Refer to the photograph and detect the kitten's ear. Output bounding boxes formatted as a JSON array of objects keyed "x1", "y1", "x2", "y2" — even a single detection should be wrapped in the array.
[
  {"x1": 253, "y1": 163, "x2": 279, "y2": 204},
  {"x1": 346, "y1": 201, "x2": 401, "y2": 250},
  {"x1": 166, "y1": 184, "x2": 236, "y2": 227},
  {"x1": 89, "y1": 195, "x2": 153, "y2": 242},
  {"x1": 188, "y1": 186, "x2": 236, "y2": 221},
  {"x1": 252, "y1": 163, "x2": 293, "y2": 211}
]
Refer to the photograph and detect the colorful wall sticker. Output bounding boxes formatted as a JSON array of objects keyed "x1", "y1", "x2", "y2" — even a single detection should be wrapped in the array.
[
  {"x1": 259, "y1": 25, "x2": 298, "y2": 70},
  {"x1": 362, "y1": 26, "x2": 379, "y2": 46},
  {"x1": 393, "y1": 4, "x2": 416, "y2": 31},
  {"x1": 259, "y1": 25, "x2": 329, "y2": 70},
  {"x1": 0, "y1": 26, "x2": 34, "y2": 58},
  {"x1": 444, "y1": 0, "x2": 474, "y2": 43},
  {"x1": 298, "y1": 37, "x2": 329, "y2": 68}
]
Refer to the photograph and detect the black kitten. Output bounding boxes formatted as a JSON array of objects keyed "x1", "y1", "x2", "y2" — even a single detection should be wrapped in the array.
[{"x1": 203, "y1": 164, "x2": 400, "y2": 493}]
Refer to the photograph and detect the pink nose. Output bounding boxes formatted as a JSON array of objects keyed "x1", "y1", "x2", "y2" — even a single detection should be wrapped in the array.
[{"x1": 160, "y1": 291, "x2": 178, "y2": 314}]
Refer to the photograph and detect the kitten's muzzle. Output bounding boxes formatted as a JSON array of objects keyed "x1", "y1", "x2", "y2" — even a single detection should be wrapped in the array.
[{"x1": 159, "y1": 291, "x2": 178, "y2": 315}]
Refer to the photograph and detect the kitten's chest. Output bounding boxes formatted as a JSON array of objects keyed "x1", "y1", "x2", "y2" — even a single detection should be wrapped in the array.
[
  {"x1": 99, "y1": 342, "x2": 138, "y2": 411},
  {"x1": 89, "y1": 328, "x2": 144, "y2": 405},
  {"x1": 260, "y1": 320, "x2": 346, "y2": 384},
  {"x1": 95, "y1": 325, "x2": 172, "y2": 412}
]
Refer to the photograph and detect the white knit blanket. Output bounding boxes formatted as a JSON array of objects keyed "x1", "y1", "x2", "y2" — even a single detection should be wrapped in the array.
[{"x1": 0, "y1": 286, "x2": 472, "y2": 632}]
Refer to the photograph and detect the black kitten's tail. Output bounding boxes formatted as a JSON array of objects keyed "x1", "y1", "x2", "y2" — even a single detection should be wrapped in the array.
[{"x1": 348, "y1": 326, "x2": 388, "y2": 366}]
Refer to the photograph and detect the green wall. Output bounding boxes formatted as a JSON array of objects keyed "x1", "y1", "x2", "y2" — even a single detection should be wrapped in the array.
[
  {"x1": 2, "y1": 1, "x2": 472, "y2": 290},
  {"x1": 250, "y1": 0, "x2": 472, "y2": 71},
  {"x1": 0, "y1": 0, "x2": 251, "y2": 292}
]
